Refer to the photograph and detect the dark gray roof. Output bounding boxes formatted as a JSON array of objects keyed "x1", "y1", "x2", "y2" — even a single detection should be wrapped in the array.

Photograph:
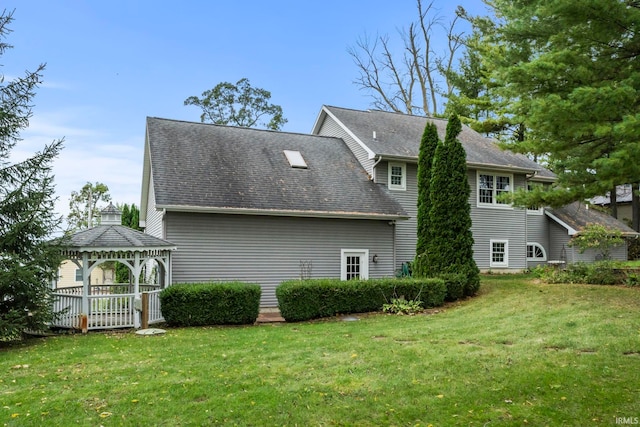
[
  {"x1": 546, "y1": 202, "x2": 639, "y2": 236},
  {"x1": 319, "y1": 106, "x2": 556, "y2": 180},
  {"x1": 68, "y1": 225, "x2": 177, "y2": 250},
  {"x1": 145, "y1": 117, "x2": 408, "y2": 220}
]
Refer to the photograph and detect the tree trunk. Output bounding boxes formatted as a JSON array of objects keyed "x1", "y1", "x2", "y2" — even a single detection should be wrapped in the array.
[
  {"x1": 610, "y1": 186, "x2": 618, "y2": 219},
  {"x1": 632, "y1": 183, "x2": 640, "y2": 232}
]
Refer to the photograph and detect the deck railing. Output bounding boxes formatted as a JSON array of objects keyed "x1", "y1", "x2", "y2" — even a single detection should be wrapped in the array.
[
  {"x1": 144, "y1": 289, "x2": 164, "y2": 325},
  {"x1": 52, "y1": 294, "x2": 83, "y2": 329},
  {"x1": 54, "y1": 283, "x2": 160, "y2": 296},
  {"x1": 88, "y1": 293, "x2": 135, "y2": 329},
  {"x1": 52, "y1": 286, "x2": 165, "y2": 330}
]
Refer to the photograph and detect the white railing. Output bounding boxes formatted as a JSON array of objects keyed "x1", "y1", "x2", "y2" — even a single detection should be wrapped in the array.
[
  {"x1": 52, "y1": 287, "x2": 165, "y2": 331},
  {"x1": 88, "y1": 294, "x2": 135, "y2": 329},
  {"x1": 145, "y1": 289, "x2": 164, "y2": 325},
  {"x1": 54, "y1": 284, "x2": 160, "y2": 296},
  {"x1": 52, "y1": 294, "x2": 83, "y2": 329}
]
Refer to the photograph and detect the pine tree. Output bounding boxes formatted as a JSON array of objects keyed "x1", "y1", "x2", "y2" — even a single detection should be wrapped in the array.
[
  {"x1": 470, "y1": 0, "x2": 640, "y2": 211},
  {"x1": 414, "y1": 122, "x2": 439, "y2": 277},
  {"x1": 426, "y1": 115, "x2": 479, "y2": 297},
  {"x1": 0, "y1": 11, "x2": 65, "y2": 340}
]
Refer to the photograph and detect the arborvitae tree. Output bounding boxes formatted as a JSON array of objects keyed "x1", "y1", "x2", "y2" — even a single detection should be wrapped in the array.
[
  {"x1": 426, "y1": 115, "x2": 479, "y2": 296},
  {"x1": 115, "y1": 203, "x2": 142, "y2": 283},
  {"x1": 414, "y1": 122, "x2": 440, "y2": 276},
  {"x1": 0, "y1": 11, "x2": 65, "y2": 340}
]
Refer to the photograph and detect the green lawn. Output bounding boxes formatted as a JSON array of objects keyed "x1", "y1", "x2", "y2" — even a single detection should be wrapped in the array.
[{"x1": 2, "y1": 275, "x2": 640, "y2": 426}]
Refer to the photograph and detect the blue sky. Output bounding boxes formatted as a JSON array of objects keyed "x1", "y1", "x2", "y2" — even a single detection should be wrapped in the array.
[{"x1": 5, "y1": 0, "x2": 486, "y2": 221}]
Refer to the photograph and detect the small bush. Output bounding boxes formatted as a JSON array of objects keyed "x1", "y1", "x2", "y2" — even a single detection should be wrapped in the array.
[
  {"x1": 383, "y1": 297, "x2": 423, "y2": 315},
  {"x1": 276, "y1": 278, "x2": 446, "y2": 322},
  {"x1": 533, "y1": 262, "x2": 620, "y2": 285},
  {"x1": 159, "y1": 282, "x2": 261, "y2": 326}
]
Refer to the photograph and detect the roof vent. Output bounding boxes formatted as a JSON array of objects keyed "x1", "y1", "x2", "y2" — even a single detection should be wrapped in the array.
[{"x1": 284, "y1": 150, "x2": 307, "y2": 169}]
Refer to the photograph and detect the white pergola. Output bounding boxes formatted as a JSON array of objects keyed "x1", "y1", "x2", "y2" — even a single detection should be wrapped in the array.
[{"x1": 54, "y1": 204, "x2": 176, "y2": 330}]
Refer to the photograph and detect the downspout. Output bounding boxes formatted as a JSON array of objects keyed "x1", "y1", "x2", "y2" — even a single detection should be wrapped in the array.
[
  {"x1": 524, "y1": 170, "x2": 537, "y2": 270},
  {"x1": 370, "y1": 155, "x2": 383, "y2": 182}
]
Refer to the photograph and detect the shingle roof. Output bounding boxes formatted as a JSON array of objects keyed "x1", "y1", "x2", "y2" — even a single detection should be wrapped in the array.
[
  {"x1": 145, "y1": 117, "x2": 408, "y2": 220},
  {"x1": 546, "y1": 202, "x2": 639, "y2": 236},
  {"x1": 67, "y1": 225, "x2": 177, "y2": 250},
  {"x1": 318, "y1": 106, "x2": 556, "y2": 180}
]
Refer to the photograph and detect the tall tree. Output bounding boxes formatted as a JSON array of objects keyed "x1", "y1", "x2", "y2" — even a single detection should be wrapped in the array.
[
  {"x1": 348, "y1": 0, "x2": 464, "y2": 116},
  {"x1": 425, "y1": 114, "x2": 479, "y2": 296},
  {"x1": 414, "y1": 121, "x2": 439, "y2": 273},
  {"x1": 472, "y1": 0, "x2": 640, "y2": 212},
  {"x1": 184, "y1": 78, "x2": 287, "y2": 130},
  {"x1": 0, "y1": 10, "x2": 65, "y2": 340},
  {"x1": 67, "y1": 182, "x2": 111, "y2": 231},
  {"x1": 115, "y1": 203, "x2": 141, "y2": 283}
]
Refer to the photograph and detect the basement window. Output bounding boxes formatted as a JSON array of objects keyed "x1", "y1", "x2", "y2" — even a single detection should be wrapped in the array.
[{"x1": 284, "y1": 150, "x2": 307, "y2": 169}]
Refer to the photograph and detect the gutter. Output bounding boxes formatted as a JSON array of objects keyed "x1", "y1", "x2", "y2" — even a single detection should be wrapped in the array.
[{"x1": 158, "y1": 205, "x2": 410, "y2": 221}]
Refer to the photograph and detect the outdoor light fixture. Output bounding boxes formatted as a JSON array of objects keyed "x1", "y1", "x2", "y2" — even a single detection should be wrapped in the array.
[{"x1": 372, "y1": 254, "x2": 379, "y2": 263}]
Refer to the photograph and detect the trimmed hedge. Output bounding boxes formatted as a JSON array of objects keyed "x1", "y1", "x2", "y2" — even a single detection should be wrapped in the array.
[
  {"x1": 276, "y1": 278, "x2": 446, "y2": 322},
  {"x1": 159, "y1": 282, "x2": 261, "y2": 326}
]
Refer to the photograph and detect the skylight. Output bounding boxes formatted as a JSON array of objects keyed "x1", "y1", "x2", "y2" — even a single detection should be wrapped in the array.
[{"x1": 283, "y1": 150, "x2": 307, "y2": 169}]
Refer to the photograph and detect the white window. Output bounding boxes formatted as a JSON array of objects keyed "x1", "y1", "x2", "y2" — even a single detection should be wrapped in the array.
[
  {"x1": 478, "y1": 172, "x2": 513, "y2": 207},
  {"x1": 490, "y1": 240, "x2": 509, "y2": 268},
  {"x1": 388, "y1": 162, "x2": 406, "y2": 191},
  {"x1": 340, "y1": 249, "x2": 369, "y2": 280},
  {"x1": 527, "y1": 242, "x2": 547, "y2": 261},
  {"x1": 75, "y1": 268, "x2": 83, "y2": 282}
]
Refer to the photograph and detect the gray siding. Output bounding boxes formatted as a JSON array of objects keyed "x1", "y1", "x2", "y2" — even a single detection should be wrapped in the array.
[
  {"x1": 165, "y1": 212, "x2": 396, "y2": 306},
  {"x1": 144, "y1": 175, "x2": 164, "y2": 239},
  {"x1": 548, "y1": 221, "x2": 628, "y2": 263},
  {"x1": 526, "y1": 210, "x2": 550, "y2": 269},
  {"x1": 377, "y1": 161, "x2": 417, "y2": 269},
  {"x1": 469, "y1": 170, "x2": 528, "y2": 271},
  {"x1": 316, "y1": 116, "x2": 375, "y2": 175},
  {"x1": 548, "y1": 221, "x2": 571, "y2": 262}
]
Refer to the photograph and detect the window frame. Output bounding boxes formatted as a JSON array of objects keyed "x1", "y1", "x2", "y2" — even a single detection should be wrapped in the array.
[
  {"x1": 388, "y1": 162, "x2": 406, "y2": 191},
  {"x1": 477, "y1": 171, "x2": 514, "y2": 208},
  {"x1": 526, "y1": 242, "x2": 547, "y2": 261},
  {"x1": 75, "y1": 268, "x2": 83, "y2": 282},
  {"x1": 340, "y1": 249, "x2": 369, "y2": 281},
  {"x1": 490, "y1": 239, "x2": 509, "y2": 268}
]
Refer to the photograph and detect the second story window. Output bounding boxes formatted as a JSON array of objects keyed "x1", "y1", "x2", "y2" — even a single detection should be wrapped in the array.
[
  {"x1": 388, "y1": 162, "x2": 406, "y2": 191},
  {"x1": 478, "y1": 172, "x2": 512, "y2": 207}
]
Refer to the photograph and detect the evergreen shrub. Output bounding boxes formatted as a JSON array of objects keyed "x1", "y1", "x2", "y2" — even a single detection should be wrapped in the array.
[
  {"x1": 159, "y1": 282, "x2": 261, "y2": 326},
  {"x1": 276, "y1": 278, "x2": 446, "y2": 322}
]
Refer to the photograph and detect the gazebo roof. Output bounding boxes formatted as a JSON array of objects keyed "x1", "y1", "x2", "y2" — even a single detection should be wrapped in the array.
[
  {"x1": 62, "y1": 203, "x2": 176, "y2": 253},
  {"x1": 67, "y1": 224, "x2": 176, "y2": 252}
]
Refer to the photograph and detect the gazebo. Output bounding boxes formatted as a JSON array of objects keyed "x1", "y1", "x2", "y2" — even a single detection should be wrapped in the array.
[{"x1": 52, "y1": 204, "x2": 176, "y2": 331}]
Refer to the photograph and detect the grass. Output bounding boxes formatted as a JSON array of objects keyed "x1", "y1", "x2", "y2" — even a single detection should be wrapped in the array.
[{"x1": 2, "y1": 274, "x2": 640, "y2": 426}]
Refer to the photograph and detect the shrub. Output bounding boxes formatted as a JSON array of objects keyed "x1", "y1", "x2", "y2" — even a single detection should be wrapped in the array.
[
  {"x1": 383, "y1": 297, "x2": 423, "y2": 315},
  {"x1": 533, "y1": 262, "x2": 620, "y2": 285},
  {"x1": 159, "y1": 282, "x2": 261, "y2": 326},
  {"x1": 276, "y1": 278, "x2": 446, "y2": 322}
]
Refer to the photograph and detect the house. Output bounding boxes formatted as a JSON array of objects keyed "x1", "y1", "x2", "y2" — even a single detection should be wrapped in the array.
[
  {"x1": 311, "y1": 106, "x2": 562, "y2": 271},
  {"x1": 140, "y1": 106, "x2": 637, "y2": 306},
  {"x1": 546, "y1": 201, "x2": 638, "y2": 263},
  {"x1": 140, "y1": 117, "x2": 408, "y2": 306},
  {"x1": 591, "y1": 184, "x2": 637, "y2": 225}
]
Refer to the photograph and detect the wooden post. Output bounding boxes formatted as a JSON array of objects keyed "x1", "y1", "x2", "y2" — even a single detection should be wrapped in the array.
[
  {"x1": 79, "y1": 313, "x2": 88, "y2": 334},
  {"x1": 141, "y1": 292, "x2": 149, "y2": 329}
]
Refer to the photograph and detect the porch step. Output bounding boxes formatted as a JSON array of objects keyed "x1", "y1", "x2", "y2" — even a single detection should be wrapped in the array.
[{"x1": 257, "y1": 309, "x2": 285, "y2": 323}]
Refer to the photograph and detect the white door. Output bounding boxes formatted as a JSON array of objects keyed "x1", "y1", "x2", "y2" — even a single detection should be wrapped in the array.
[{"x1": 341, "y1": 249, "x2": 369, "y2": 280}]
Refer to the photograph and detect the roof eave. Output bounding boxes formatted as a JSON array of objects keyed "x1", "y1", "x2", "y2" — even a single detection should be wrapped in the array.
[
  {"x1": 544, "y1": 210, "x2": 579, "y2": 235},
  {"x1": 158, "y1": 204, "x2": 409, "y2": 221}
]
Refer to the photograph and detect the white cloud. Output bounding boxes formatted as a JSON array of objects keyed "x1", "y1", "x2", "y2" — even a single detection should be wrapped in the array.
[{"x1": 14, "y1": 109, "x2": 144, "y2": 221}]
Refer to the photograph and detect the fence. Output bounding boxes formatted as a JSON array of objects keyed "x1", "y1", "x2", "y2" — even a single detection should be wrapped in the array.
[{"x1": 52, "y1": 287, "x2": 165, "y2": 331}]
